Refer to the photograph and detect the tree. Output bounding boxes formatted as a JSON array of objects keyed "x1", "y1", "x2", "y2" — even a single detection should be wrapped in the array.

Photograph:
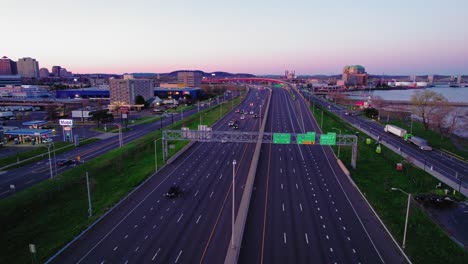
[
  {"x1": 363, "y1": 107, "x2": 379, "y2": 119},
  {"x1": 90, "y1": 110, "x2": 114, "y2": 128},
  {"x1": 135, "y1": 95, "x2": 146, "y2": 106},
  {"x1": 411, "y1": 90, "x2": 448, "y2": 131}
]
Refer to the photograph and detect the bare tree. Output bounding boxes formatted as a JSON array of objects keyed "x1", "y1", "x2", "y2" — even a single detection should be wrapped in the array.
[{"x1": 410, "y1": 90, "x2": 448, "y2": 131}]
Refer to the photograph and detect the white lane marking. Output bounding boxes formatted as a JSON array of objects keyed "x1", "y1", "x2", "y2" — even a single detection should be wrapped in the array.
[
  {"x1": 322, "y1": 224, "x2": 326, "y2": 229},
  {"x1": 283, "y1": 233, "x2": 287, "y2": 244},
  {"x1": 347, "y1": 236, "x2": 351, "y2": 241},
  {"x1": 326, "y1": 235, "x2": 329, "y2": 240},
  {"x1": 153, "y1": 225, "x2": 157, "y2": 229},
  {"x1": 157, "y1": 200, "x2": 160, "y2": 203},
  {"x1": 352, "y1": 248, "x2": 356, "y2": 254},
  {"x1": 196, "y1": 215, "x2": 202, "y2": 224},
  {"x1": 320, "y1": 215, "x2": 323, "y2": 220},
  {"x1": 194, "y1": 190, "x2": 199, "y2": 197},
  {"x1": 295, "y1": 184, "x2": 299, "y2": 189},
  {"x1": 330, "y1": 248, "x2": 333, "y2": 252},
  {"x1": 160, "y1": 215, "x2": 164, "y2": 220},
  {"x1": 332, "y1": 201, "x2": 335, "y2": 205},
  {"x1": 299, "y1": 203, "x2": 303, "y2": 212},
  {"x1": 166, "y1": 208, "x2": 170, "y2": 212},
  {"x1": 142, "y1": 215, "x2": 146, "y2": 219},
  {"x1": 280, "y1": 157, "x2": 281, "y2": 161},
  {"x1": 0, "y1": 190, "x2": 10, "y2": 196},
  {"x1": 150, "y1": 207, "x2": 154, "y2": 211},
  {"x1": 280, "y1": 168, "x2": 282, "y2": 173},
  {"x1": 339, "y1": 217, "x2": 342, "y2": 221},
  {"x1": 152, "y1": 248, "x2": 161, "y2": 261},
  {"x1": 293, "y1": 169, "x2": 295, "y2": 173},
  {"x1": 145, "y1": 235, "x2": 149, "y2": 240},
  {"x1": 124, "y1": 234, "x2": 128, "y2": 239},
  {"x1": 281, "y1": 184, "x2": 283, "y2": 190},
  {"x1": 210, "y1": 191, "x2": 214, "y2": 198},
  {"x1": 282, "y1": 203, "x2": 285, "y2": 212},
  {"x1": 335, "y1": 209, "x2": 338, "y2": 212},
  {"x1": 100, "y1": 260, "x2": 105, "y2": 264},
  {"x1": 317, "y1": 207, "x2": 320, "y2": 211},
  {"x1": 216, "y1": 160, "x2": 219, "y2": 165},
  {"x1": 315, "y1": 200, "x2": 318, "y2": 204},
  {"x1": 305, "y1": 233, "x2": 309, "y2": 244},
  {"x1": 113, "y1": 246, "x2": 118, "y2": 251},
  {"x1": 177, "y1": 214, "x2": 184, "y2": 223},
  {"x1": 219, "y1": 174, "x2": 223, "y2": 179},
  {"x1": 124, "y1": 261, "x2": 128, "y2": 264},
  {"x1": 135, "y1": 246, "x2": 140, "y2": 252},
  {"x1": 291, "y1": 157, "x2": 293, "y2": 161},
  {"x1": 175, "y1": 250, "x2": 183, "y2": 263}
]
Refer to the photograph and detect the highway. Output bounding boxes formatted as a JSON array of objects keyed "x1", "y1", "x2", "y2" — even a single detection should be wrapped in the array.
[
  {"x1": 239, "y1": 87, "x2": 407, "y2": 263},
  {"x1": 0, "y1": 94, "x2": 236, "y2": 198},
  {"x1": 49, "y1": 88, "x2": 269, "y2": 263},
  {"x1": 301, "y1": 89, "x2": 468, "y2": 191}
]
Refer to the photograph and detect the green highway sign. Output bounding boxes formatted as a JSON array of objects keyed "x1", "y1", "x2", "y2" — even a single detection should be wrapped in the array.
[
  {"x1": 320, "y1": 132, "x2": 337, "y2": 145},
  {"x1": 273, "y1": 133, "x2": 291, "y2": 144},
  {"x1": 297, "y1": 132, "x2": 316, "y2": 144}
]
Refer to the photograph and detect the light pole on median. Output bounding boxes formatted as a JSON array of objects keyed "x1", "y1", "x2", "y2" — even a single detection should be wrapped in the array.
[
  {"x1": 86, "y1": 171, "x2": 93, "y2": 217},
  {"x1": 332, "y1": 127, "x2": 342, "y2": 158},
  {"x1": 231, "y1": 159, "x2": 237, "y2": 248},
  {"x1": 47, "y1": 144, "x2": 54, "y2": 179},
  {"x1": 154, "y1": 138, "x2": 163, "y2": 173},
  {"x1": 391, "y1": 187, "x2": 411, "y2": 250}
]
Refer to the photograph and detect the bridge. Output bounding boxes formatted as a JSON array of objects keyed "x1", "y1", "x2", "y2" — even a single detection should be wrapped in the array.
[{"x1": 202, "y1": 77, "x2": 287, "y2": 85}]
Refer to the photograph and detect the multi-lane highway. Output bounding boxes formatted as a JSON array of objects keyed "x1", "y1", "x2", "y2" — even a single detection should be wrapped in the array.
[
  {"x1": 239, "y1": 87, "x2": 406, "y2": 263},
  {"x1": 49, "y1": 88, "x2": 269, "y2": 263},
  {"x1": 0, "y1": 95, "x2": 236, "y2": 198},
  {"x1": 301, "y1": 89, "x2": 468, "y2": 192}
]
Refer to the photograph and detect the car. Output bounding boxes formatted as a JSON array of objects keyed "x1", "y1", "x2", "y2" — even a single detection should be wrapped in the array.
[
  {"x1": 221, "y1": 137, "x2": 228, "y2": 143},
  {"x1": 235, "y1": 109, "x2": 240, "y2": 113},
  {"x1": 228, "y1": 120, "x2": 237, "y2": 127},
  {"x1": 249, "y1": 111, "x2": 254, "y2": 115},
  {"x1": 240, "y1": 115, "x2": 245, "y2": 120},
  {"x1": 165, "y1": 185, "x2": 182, "y2": 198},
  {"x1": 344, "y1": 112, "x2": 350, "y2": 116},
  {"x1": 232, "y1": 124, "x2": 239, "y2": 129},
  {"x1": 253, "y1": 114, "x2": 258, "y2": 118},
  {"x1": 56, "y1": 159, "x2": 75, "y2": 167}
]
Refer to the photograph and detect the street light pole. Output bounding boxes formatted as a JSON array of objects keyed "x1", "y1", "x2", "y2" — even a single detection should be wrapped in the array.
[
  {"x1": 332, "y1": 127, "x2": 342, "y2": 158},
  {"x1": 86, "y1": 171, "x2": 93, "y2": 217},
  {"x1": 47, "y1": 144, "x2": 53, "y2": 179},
  {"x1": 231, "y1": 159, "x2": 237, "y2": 248},
  {"x1": 391, "y1": 187, "x2": 411, "y2": 250},
  {"x1": 321, "y1": 110, "x2": 324, "y2": 129},
  {"x1": 154, "y1": 138, "x2": 162, "y2": 173}
]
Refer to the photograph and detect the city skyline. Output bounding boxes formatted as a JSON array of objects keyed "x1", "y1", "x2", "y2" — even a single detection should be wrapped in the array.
[{"x1": 1, "y1": 0, "x2": 467, "y2": 75}]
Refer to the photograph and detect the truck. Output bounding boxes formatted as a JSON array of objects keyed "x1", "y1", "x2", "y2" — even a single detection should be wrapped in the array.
[
  {"x1": 384, "y1": 124, "x2": 432, "y2": 150},
  {"x1": 384, "y1": 124, "x2": 407, "y2": 137},
  {"x1": 0, "y1": 112, "x2": 14, "y2": 120}
]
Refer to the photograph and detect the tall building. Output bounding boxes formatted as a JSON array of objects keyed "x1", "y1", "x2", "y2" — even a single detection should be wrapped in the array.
[
  {"x1": 17, "y1": 57, "x2": 39, "y2": 78},
  {"x1": 109, "y1": 76, "x2": 153, "y2": 106},
  {"x1": 342, "y1": 65, "x2": 368, "y2": 86},
  {"x1": 52, "y1": 66, "x2": 62, "y2": 77},
  {"x1": 177, "y1": 71, "x2": 202, "y2": 87},
  {"x1": 428, "y1": 75, "x2": 434, "y2": 84},
  {"x1": 60, "y1": 68, "x2": 72, "y2": 78},
  {"x1": 0, "y1": 56, "x2": 17, "y2": 75},
  {"x1": 39, "y1": 68, "x2": 50, "y2": 79},
  {"x1": 457, "y1": 75, "x2": 462, "y2": 84}
]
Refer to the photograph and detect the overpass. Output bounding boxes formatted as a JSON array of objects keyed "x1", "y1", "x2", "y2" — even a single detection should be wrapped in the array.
[{"x1": 202, "y1": 77, "x2": 287, "y2": 85}]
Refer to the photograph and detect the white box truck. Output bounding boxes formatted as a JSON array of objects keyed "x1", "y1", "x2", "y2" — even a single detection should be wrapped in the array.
[{"x1": 384, "y1": 124, "x2": 407, "y2": 138}]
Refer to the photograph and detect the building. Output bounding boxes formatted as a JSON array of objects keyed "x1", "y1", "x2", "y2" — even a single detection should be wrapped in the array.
[
  {"x1": 342, "y1": 65, "x2": 368, "y2": 86},
  {"x1": 0, "y1": 56, "x2": 17, "y2": 75},
  {"x1": 285, "y1": 70, "x2": 296, "y2": 79},
  {"x1": 16, "y1": 57, "x2": 40, "y2": 78},
  {"x1": 55, "y1": 86, "x2": 110, "y2": 99},
  {"x1": 39, "y1": 68, "x2": 50, "y2": 79},
  {"x1": 428, "y1": 75, "x2": 434, "y2": 84},
  {"x1": 60, "y1": 68, "x2": 72, "y2": 78},
  {"x1": 153, "y1": 87, "x2": 200, "y2": 101},
  {"x1": 109, "y1": 76, "x2": 153, "y2": 106},
  {"x1": 0, "y1": 85, "x2": 50, "y2": 98},
  {"x1": 177, "y1": 71, "x2": 202, "y2": 87},
  {"x1": 0, "y1": 75, "x2": 21, "y2": 87},
  {"x1": 52, "y1": 66, "x2": 62, "y2": 77}
]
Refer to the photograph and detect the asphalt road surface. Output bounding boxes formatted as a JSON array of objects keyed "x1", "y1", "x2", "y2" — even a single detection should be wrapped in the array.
[
  {"x1": 50, "y1": 88, "x2": 269, "y2": 263},
  {"x1": 239, "y1": 87, "x2": 407, "y2": 263}
]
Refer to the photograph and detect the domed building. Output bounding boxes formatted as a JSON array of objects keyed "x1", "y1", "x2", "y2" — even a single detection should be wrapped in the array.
[{"x1": 342, "y1": 65, "x2": 368, "y2": 87}]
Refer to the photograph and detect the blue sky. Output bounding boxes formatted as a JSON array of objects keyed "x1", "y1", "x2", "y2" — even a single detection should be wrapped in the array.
[{"x1": 1, "y1": 0, "x2": 467, "y2": 75}]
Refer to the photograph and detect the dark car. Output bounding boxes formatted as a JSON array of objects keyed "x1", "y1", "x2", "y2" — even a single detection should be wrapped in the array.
[
  {"x1": 56, "y1": 159, "x2": 76, "y2": 167},
  {"x1": 165, "y1": 185, "x2": 182, "y2": 198}
]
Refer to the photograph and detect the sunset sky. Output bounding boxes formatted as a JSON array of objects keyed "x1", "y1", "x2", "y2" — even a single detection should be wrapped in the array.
[{"x1": 1, "y1": 0, "x2": 467, "y2": 75}]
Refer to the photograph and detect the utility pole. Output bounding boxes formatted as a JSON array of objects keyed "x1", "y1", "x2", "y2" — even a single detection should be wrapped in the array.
[
  {"x1": 321, "y1": 110, "x2": 324, "y2": 129},
  {"x1": 86, "y1": 172, "x2": 93, "y2": 217},
  {"x1": 231, "y1": 159, "x2": 237, "y2": 248}
]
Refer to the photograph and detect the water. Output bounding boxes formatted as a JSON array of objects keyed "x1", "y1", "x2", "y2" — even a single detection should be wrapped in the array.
[{"x1": 348, "y1": 85, "x2": 468, "y2": 102}]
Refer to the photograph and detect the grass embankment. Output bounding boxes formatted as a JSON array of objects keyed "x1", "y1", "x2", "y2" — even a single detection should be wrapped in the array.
[
  {"x1": 0, "y1": 95, "x2": 243, "y2": 264},
  {"x1": 312, "y1": 104, "x2": 468, "y2": 264},
  {"x1": 383, "y1": 119, "x2": 467, "y2": 159},
  {"x1": 0, "y1": 139, "x2": 100, "y2": 169}
]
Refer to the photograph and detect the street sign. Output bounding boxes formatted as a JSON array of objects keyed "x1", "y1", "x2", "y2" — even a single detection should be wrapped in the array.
[
  {"x1": 273, "y1": 133, "x2": 291, "y2": 144},
  {"x1": 297, "y1": 132, "x2": 316, "y2": 144},
  {"x1": 320, "y1": 132, "x2": 337, "y2": 145},
  {"x1": 59, "y1": 119, "x2": 73, "y2": 126}
]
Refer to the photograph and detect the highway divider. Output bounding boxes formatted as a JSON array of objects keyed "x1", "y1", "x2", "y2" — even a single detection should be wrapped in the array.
[{"x1": 224, "y1": 88, "x2": 272, "y2": 264}]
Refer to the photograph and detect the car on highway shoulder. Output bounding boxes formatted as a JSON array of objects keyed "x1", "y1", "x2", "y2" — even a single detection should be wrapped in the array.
[{"x1": 56, "y1": 159, "x2": 76, "y2": 167}]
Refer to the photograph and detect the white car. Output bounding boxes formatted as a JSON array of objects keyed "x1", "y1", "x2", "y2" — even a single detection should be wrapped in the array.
[{"x1": 240, "y1": 115, "x2": 245, "y2": 120}]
